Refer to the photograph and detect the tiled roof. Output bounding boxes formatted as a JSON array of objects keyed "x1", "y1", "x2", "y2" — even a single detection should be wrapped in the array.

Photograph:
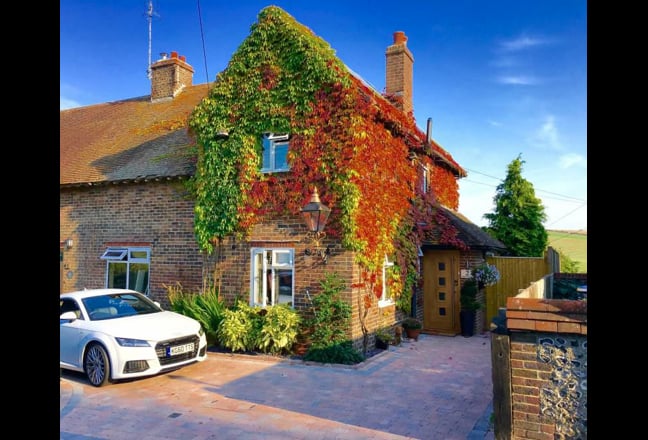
[
  {"x1": 60, "y1": 83, "x2": 211, "y2": 186},
  {"x1": 425, "y1": 205, "x2": 508, "y2": 252}
]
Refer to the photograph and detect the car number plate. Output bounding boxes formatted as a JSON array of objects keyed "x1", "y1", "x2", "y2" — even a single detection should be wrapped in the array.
[{"x1": 168, "y1": 343, "x2": 194, "y2": 356}]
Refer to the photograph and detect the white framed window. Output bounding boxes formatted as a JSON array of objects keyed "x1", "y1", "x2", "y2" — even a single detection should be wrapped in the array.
[
  {"x1": 100, "y1": 247, "x2": 150, "y2": 295},
  {"x1": 250, "y1": 248, "x2": 294, "y2": 307},
  {"x1": 261, "y1": 133, "x2": 290, "y2": 172},
  {"x1": 421, "y1": 164, "x2": 429, "y2": 194},
  {"x1": 379, "y1": 255, "x2": 396, "y2": 306}
]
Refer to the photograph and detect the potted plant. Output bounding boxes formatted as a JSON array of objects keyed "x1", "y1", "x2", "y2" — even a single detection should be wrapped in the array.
[
  {"x1": 460, "y1": 279, "x2": 481, "y2": 337},
  {"x1": 374, "y1": 328, "x2": 393, "y2": 350},
  {"x1": 401, "y1": 317, "x2": 422, "y2": 340}
]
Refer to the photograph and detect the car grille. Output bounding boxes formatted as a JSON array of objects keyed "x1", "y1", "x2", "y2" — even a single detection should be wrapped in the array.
[{"x1": 155, "y1": 335, "x2": 200, "y2": 365}]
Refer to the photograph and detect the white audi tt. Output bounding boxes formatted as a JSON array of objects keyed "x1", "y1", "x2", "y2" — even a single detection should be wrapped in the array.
[{"x1": 60, "y1": 288, "x2": 207, "y2": 386}]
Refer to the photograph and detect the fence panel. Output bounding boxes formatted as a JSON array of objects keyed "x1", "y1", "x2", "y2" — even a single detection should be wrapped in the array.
[{"x1": 484, "y1": 248, "x2": 557, "y2": 329}]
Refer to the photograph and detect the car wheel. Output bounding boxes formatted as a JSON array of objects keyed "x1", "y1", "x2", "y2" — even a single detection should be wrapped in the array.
[{"x1": 84, "y1": 343, "x2": 111, "y2": 387}]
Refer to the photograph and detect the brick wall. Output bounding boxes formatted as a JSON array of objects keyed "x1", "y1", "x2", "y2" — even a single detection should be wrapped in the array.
[
  {"x1": 59, "y1": 180, "x2": 204, "y2": 307},
  {"x1": 503, "y1": 297, "x2": 587, "y2": 439},
  {"x1": 212, "y1": 212, "x2": 398, "y2": 349}
]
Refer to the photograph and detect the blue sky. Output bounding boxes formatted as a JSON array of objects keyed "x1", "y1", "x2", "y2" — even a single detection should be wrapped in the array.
[{"x1": 60, "y1": 0, "x2": 587, "y2": 231}]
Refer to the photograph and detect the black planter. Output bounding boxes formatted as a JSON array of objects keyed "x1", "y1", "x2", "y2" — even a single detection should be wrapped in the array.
[
  {"x1": 460, "y1": 310, "x2": 475, "y2": 337},
  {"x1": 375, "y1": 338, "x2": 389, "y2": 350}
]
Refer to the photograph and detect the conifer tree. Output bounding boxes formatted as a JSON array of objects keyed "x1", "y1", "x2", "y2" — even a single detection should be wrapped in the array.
[{"x1": 483, "y1": 154, "x2": 548, "y2": 256}]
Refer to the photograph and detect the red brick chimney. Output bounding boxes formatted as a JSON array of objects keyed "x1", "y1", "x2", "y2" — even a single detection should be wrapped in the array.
[
  {"x1": 150, "y1": 51, "x2": 194, "y2": 102},
  {"x1": 385, "y1": 31, "x2": 414, "y2": 115}
]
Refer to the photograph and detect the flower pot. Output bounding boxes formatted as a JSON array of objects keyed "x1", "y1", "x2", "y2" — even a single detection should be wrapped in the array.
[
  {"x1": 375, "y1": 338, "x2": 389, "y2": 350},
  {"x1": 293, "y1": 341, "x2": 310, "y2": 356},
  {"x1": 405, "y1": 328, "x2": 421, "y2": 341},
  {"x1": 460, "y1": 310, "x2": 475, "y2": 337}
]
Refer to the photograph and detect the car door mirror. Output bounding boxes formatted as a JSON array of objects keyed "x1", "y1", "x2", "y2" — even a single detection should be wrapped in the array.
[{"x1": 60, "y1": 311, "x2": 78, "y2": 321}]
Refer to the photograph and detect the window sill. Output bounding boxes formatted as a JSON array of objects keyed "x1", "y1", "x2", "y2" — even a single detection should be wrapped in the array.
[{"x1": 378, "y1": 300, "x2": 395, "y2": 308}]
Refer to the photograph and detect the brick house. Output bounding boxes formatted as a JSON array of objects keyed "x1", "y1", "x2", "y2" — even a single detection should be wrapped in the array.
[{"x1": 60, "y1": 6, "x2": 505, "y2": 347}]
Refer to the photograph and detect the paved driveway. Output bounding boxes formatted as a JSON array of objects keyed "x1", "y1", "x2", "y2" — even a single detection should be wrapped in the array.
[{"x1": 60, "y1": 333, "x2": 495, "y2": 439}]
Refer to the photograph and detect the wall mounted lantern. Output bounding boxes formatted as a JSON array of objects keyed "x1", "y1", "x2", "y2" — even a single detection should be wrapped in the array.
[
  {"x1": 300, "y1": 187, "x2": 332, "y2": 263},
  {"x1": 64, "y1": 238, "x2": 74, "y2": 249}
]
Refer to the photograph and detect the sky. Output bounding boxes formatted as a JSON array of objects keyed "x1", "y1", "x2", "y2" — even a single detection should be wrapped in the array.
[{"x1": 60, "y1": 0, "x2": 587, "y2": 232}]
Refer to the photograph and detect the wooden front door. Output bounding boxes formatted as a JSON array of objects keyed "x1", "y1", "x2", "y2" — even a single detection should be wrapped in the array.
[{"x1": 422, "y1": 250, "x2": 460, "y2": 335}]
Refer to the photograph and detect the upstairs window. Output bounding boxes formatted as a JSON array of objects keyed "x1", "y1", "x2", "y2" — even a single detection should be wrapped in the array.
[
  {"x1": 100, "y1": 247, "x2": 150, "y2": 295},
  {"x1": 261, "y1": 133, "x2": 290, "y2": 172},
  {"x1": 421, "y1": 164, "x2": 429, "y2": 194}
]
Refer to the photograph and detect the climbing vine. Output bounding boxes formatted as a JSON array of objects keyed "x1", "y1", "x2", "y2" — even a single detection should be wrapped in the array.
[{"x1": 187, "y1": 6, "x2": 466, "y2": 306}]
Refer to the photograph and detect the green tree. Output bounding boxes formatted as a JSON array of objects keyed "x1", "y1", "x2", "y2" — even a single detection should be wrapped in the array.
[
  {"x1": 483, "y1": 154, "x2": 548, "y2": 257},
  {"x1": 557, "y1": 249, "x2": 580, "y2": 273}
]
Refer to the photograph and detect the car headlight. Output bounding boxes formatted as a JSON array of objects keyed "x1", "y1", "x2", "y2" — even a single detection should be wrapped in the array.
[{"x1": 115, "y1": 337, "x2": 151, "y2": 347}]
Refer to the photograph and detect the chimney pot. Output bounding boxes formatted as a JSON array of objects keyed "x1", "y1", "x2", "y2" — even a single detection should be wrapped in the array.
[
  {"x1": 171, "y1": 51, "x2": 179, "y2": 59},
  {"x1": 393, "y1": 31, "x2": 407, "y2": 44},
  {"x1": 159, "y1": 52, "x2": 168, "y2": 60},
  {"x1": 179, "y1": 55, "x2": 186, "y2": 62}
]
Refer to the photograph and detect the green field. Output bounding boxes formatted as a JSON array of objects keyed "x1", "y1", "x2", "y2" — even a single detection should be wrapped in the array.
[{"x1": 547, "y1": 230, "x2": 587, "y2": 273}]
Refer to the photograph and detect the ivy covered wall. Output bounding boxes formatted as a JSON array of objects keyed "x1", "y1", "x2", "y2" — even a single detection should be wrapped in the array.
[{"x1": 187, "y1": 6, "x2": 466, "y2": 306}]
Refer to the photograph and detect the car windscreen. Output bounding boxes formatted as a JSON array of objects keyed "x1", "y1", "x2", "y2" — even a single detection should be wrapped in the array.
[{"x1": 83, "y1": 293, "x2": 161, "y2": 320}]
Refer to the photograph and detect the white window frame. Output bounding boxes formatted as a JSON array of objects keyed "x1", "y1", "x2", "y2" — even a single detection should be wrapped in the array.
[
  {"x1": 421, "y1": 164, "x2": 429, "y2": 194},
  {"x1": 100, "y1": 247, "x2": 150, "y2": 295},
  {"x1": 261, "y1": 133, "x2": 290, "y2": 173},
  {"x1": 379, "y1": 255, "x2": 396, "y2": 307},
  {"x1": 250, "y1": 248, "x2": 295, "y2": 307}
]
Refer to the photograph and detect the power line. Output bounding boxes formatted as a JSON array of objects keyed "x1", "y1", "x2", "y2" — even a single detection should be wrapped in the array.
[
  {"x1": 197, "y1": 0, "x2": 210, "y2": 87},
  {"x1": 461, "y1": 167, "x2": 586, "y2": 204}
]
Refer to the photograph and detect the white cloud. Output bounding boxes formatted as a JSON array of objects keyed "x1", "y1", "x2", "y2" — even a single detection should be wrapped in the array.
[
  {"x1": 60, "y1": 97, "x2": 81, "y2": 110},
  {"x1": 558, "y1": 153, "x2": 587, "y2": 169},
  {"x1": 487, "y1": 120, "x2": 502, "y2": 127},
  {"x1": 499, "y1": 35, "x2": 548, "y2": 52},
  {"x1": 497, "y1": 75, "x2": 538, "y2": 85},
  {"x1": 530, "y1": 115, "x2": 561, "y2": 150}
]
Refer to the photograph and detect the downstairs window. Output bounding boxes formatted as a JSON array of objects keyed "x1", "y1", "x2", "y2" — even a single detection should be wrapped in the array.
[
  {"x1": 100, "y1": 247, "x2": 150, "y2": 295},
  {"x1": 250, "y1": 248, "x2": 294, "y2": 307}
]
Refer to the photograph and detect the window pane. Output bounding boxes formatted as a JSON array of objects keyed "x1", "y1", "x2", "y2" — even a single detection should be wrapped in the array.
[
  {"x1": 130, "y1": 250, "x2": 148, "y2": 259},
  {"x1": 101, "y1": 249, "x2": 127, "y2": 260},
  {"x1": 438, "y1": 292, "x2": 445, "y2": 301},
  {"x1": 439, "y1": 307, "x2": 446, "y2": 316},
  {"x1": 253, "y1": 252, "x2": 265, "y2": 305},
  {"x1": 438, "y1": 277, "x2": 446, "y2": 286},
  {"x1": 107, "y1": 262, "x2": 127, "y2": 289},
  {"x1": 438, "y1": 262, "x2": 445, "y2": 271},
  {"x1": 274, "y1": 250, "x2": 291, "y2": 266},
  {"x1": 277, "y1": 269, "x2": 292, "y2": 305},
  {"x1": 128, "y1": 263, "x2": 149, "y2": 293},
  {"x1": 262, "y1": 137, "x2": 271, "y2": 169},
  {"x1": 274, "y1": 142, "x2": 289, "y2": 169}
]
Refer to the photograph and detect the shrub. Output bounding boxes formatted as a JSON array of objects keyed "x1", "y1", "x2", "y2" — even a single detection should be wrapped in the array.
[
  {"x1": 258, "y1": 304, "x2": 301, "y2": 354},
  {"x1": 460, "y1": 279, "x2": 481, "y2": 311},
  {"x1": 306, "y1": 273, "x2": 352, "y2": 349},
  {"x1": 217, "y1": 303, "x2": 301, "y2": 354},
  {"x1": 217, "y1": 303, "x2": 263, "y2": 352},
  {"x1": 303, "y1": 341, "x2": 365, "y2": 365},
  {"x1": 166, "y1": 283, "x2": 227, "y2": 345}
]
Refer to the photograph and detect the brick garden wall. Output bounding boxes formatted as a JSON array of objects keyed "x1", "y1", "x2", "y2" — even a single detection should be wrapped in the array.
[{"x1": 499, "y1": 297, "x2": 587, "y2": 440}]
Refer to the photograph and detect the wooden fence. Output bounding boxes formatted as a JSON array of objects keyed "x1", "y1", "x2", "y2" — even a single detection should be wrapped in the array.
[{"x1": 483, "y1": 247, "x2": 559, "y2": 330}]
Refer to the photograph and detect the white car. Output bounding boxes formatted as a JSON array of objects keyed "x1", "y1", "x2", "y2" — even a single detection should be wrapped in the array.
[{"x1": 60, "y1": 288, "x2": 207, "y2": 386}]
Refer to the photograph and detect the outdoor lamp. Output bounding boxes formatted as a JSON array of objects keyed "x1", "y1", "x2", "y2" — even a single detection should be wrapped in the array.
[{"x1": 300, "y1": 187, "x2": 332, "y2": 263}]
